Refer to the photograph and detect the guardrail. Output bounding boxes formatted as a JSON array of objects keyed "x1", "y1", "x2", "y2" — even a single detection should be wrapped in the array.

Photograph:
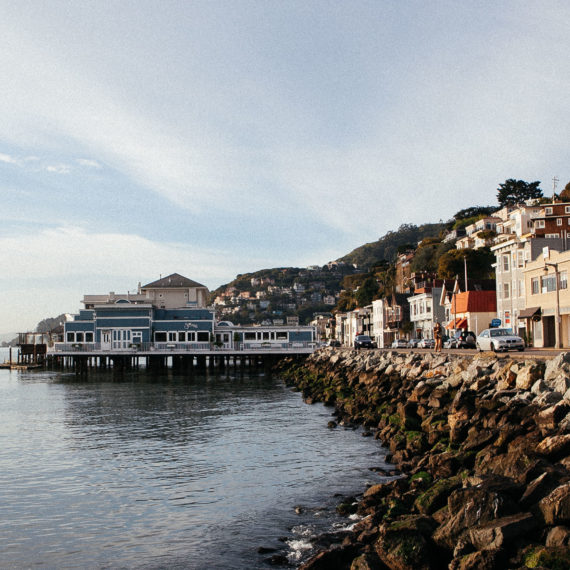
[{"x1": 51, "y1": 341, "x2": 320, "y2": 353}]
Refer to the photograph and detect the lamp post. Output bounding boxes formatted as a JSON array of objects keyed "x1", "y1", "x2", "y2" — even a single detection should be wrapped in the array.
[{"x1": 544, "y1": 262, "x2": 561, "y2": 349}]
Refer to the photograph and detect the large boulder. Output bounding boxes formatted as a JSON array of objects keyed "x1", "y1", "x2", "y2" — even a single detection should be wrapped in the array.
[
  {"x1": 467, "y1": 512, "x2": 537, "y2": 551},
  {"x1": 414, "y1": 476, "x2": 463, "y2": 515},
  {"x1": 433, "y1": 477, "x2": 522, "y2": 550},
  {"x1": 535, "y1": 434, "x2": 570, "y2": 459},
  {"x1": 375, "y1": 516, "x2": 438, "y2": 570},
  {"x1": 539, "y1": 483, "x2": 570, "y2": 525}
]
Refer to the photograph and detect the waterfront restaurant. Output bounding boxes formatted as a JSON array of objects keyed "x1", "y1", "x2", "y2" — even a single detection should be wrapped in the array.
[{"x1": 58, "y1": 273, "x2": 317, "y2": 354}]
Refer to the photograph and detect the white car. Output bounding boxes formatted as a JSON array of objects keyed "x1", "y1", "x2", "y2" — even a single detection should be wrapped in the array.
[
  {"x1": 391, "y1": 339, "x2": 408, "y2": 349},
  {"x1": 476, "y1": 328, "x2": 525, "y2": 352}
]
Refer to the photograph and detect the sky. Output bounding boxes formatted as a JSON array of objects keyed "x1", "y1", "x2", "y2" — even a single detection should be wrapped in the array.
[{"x1": 0, "y1": 0, "x2": 568, "y2": 334}]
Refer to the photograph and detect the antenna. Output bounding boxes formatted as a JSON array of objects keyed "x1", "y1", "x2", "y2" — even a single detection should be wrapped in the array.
[{"x1": 553, "y1": 176, "x2": 559, "y2": 202}]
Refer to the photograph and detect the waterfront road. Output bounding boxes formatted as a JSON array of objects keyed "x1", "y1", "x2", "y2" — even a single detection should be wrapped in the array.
[{"x1": 348, "y1": 347, "x2": 565, "y2": 360}]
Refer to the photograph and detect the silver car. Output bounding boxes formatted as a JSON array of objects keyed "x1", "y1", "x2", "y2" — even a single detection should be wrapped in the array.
[{"x1": 476, "y1": 328, "x2": 524, "y2": 352}]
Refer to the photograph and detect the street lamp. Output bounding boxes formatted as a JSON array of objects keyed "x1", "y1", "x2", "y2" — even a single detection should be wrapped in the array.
[{"x1": 544, "y1": 262, "x2": 561, "y2": 349}]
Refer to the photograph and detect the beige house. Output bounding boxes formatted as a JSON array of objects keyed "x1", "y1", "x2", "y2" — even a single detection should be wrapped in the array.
[
  {"x1": 523, "y1": 248, "x2": 570, "y2": 348},
  {"x1": 82, "y1": 273, "x2": 209, "y2": 310}
]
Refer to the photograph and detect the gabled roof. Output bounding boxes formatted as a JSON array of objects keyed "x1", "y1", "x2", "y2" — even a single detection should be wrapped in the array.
[
  {"x1": 142, "y1": 273, "x2": 206, "y2": 289},
  {"x1": 452, "y1": 290, "x2": 497, "y2": 314}
]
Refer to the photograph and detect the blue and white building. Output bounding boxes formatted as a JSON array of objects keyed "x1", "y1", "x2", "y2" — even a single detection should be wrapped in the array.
[{"x1": 59, "y1": 273, "x2": 316, "y2": 354}]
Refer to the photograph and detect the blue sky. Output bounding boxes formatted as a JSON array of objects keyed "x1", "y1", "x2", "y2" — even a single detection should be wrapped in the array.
[{"x1": 0, "y1": 0, "x2": 568, "y2": 334}]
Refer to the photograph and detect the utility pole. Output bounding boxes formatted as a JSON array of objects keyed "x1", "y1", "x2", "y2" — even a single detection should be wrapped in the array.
[{"x1": 463, "y1": 256, "x2": 468, "y2": 291}]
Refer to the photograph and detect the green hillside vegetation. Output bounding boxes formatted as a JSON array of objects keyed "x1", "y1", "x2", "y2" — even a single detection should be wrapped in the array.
[{"x1": 339, "y1": 222, "x2": 448, "y2": 269}]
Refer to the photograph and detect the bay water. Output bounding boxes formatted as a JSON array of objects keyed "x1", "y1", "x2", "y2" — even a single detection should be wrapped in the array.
[{"x1": 0, "y1": 348, "x2": 392, "y2": 568}]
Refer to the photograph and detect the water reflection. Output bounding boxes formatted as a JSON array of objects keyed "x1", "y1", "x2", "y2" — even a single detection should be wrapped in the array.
[{"x1": 0, "y1": 367, "x2": 390, "y2": 568}]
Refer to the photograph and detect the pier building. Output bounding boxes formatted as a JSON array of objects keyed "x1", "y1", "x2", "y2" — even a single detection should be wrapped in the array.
[{"x1": 50, "y1": 273, "x2": 317, "y2": 370}]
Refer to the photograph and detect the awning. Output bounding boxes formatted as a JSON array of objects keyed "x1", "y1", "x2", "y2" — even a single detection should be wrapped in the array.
[
  {"x1": 518, "y1": 307, "x2": 541, "y2": 319},
  {"x1": 446, "y1": 317, "x2": 467, "y2": 330}
]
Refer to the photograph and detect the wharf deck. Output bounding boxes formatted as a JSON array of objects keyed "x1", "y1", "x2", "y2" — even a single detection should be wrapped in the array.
[{"x1": 0, "y1": 362, "x2": 43, "y2": 370}]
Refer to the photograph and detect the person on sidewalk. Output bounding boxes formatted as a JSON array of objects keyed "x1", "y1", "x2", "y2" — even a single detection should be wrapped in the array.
[{"x1": 434, "y1": 321, "x2": 443, "y2": 352}]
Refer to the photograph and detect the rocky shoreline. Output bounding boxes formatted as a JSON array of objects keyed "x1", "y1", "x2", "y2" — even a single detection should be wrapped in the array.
[{"x1": 276, "y1": 348, "x2": 570, "y2": 569}]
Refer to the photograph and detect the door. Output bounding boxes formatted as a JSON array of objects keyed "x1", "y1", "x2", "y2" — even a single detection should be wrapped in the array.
[{"x1": 101, "y1": 330, "x2": 111, "y2": 350}]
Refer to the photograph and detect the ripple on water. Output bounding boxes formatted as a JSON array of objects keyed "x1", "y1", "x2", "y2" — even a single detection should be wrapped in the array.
[{"x1": 0, "y1": 368, "x2": 391, "y2": 568}]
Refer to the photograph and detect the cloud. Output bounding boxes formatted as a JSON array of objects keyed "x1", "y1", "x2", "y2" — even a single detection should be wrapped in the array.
[
  {"x1": 0, "y1": 152, "x2": 22, "y2": 166},
  {"x1": 76, "y1": 158, "x2": 102, "y2": 169},
  {"x1": 0, "y1": 225, "x2": 266, "y2": 285},
  {"x1": 45, "y1": 164, "x2": 71, "y2": 174}
]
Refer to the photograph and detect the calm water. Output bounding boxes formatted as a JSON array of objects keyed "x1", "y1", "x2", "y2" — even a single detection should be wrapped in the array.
[{"x1": 0, "y1": 349, "x2": 391, "y2": 569}]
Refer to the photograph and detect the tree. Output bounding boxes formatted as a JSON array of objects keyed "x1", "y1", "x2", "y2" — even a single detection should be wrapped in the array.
[
  {"x1": 355, "y1": 277, "x2": 379, "y2": 307},
  {"x1": 559, "y1": 181, "x2": 570, "y2": 202},
  {"x1": 496, "y1": 179, "x2": 542, "y2": 207},
  {"x1": 453, "y1": 206, "x2": 497, "y2": 221},
  {"x1": 437, "y1": 248, "x2": 495, "y2": 280}
]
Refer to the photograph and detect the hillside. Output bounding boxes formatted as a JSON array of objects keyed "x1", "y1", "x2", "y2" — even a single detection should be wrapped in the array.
[
  {"x1": 211, "y1": 264, "x2": 358, "y2": 325},
  {"x1": 211, "y1": 222, "x2": 450, "y2": 325},
  {"x1": 339, "y1": 222, "x2": 448, "y2": 268}
]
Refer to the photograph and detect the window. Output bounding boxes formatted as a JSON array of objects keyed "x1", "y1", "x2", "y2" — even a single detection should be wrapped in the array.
[
  {"x1": 168, "y1": 332, "x2": 177, "y2": 342},
  {"x1": 546, "y1": 207, "x2": 553, "y2": 215},
  {"x1": 536, "y1": 220, "x2": 545, "y2": 228},
  {"x1": 263, "y1": 332, "x2": 270, "y2": 340},
  {"x1": 187, "y1": 332, "x2": 195, "y2": 342},
  {"x1": 178, "y1": 332, "x2": 186, "y2": 342},
  {"x1": 542, "y1": 274, "x2": 557, "y2": 293},
  {"x1": 197, "y1": 332, "x2": 209, "y2": 342},
  {"x1": 155, "y1": 332, "x2": 167, "y2": 342},
  {"x1": 517, "y1": 251, "x2": 524, "y2": 268},
  {"x1": 557, "y1": 218, "x2": 563, "y2": 226},
  {"x1": 546, "y1": 234, "x2": 560, "y2": 238},
  {"x1": 531, "y1": 277, "x2": 540, "y2": 294},
  {"x1": 244, "y1": 332, "x2": 256, "y2": 341},
  {"x1": 67, "y1": 332, "x2": 74, "y2": 342},
  {"x1": 560, "y1": 271, "x2": 568, "y2": 290},
  {"x1": 503, "y1": 283, "x2": 510, "y2": 299},
  {"x1": 502, "y1": 255, "x2": 509, "y2": 271},
  {"x1": 85, "y1": 332, "x2": 93, "y2": 342},
  {"x1": 75, "y1": 332, "x2": 84, "y2": 342},
  {"x1": 276, "y1": 331, "x2": 288, "y2": 340}
]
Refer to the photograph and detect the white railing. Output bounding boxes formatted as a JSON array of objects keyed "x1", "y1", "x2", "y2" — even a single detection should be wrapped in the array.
[{"x1": 51, "y1": 341, "x2": 319, "y2": 353}]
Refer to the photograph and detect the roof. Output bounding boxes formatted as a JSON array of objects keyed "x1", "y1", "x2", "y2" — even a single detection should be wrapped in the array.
[
  {"x1": 452, "y1": 290, "x2": 497, "y2": 313},
  {"x1": 142, "y1": 273, "x2": 206, "y2": 289}
]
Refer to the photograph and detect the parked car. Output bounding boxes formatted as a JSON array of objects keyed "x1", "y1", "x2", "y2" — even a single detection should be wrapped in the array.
[
  {"x1": 391, "y1": 338, "x2": 408, "y2": 349},
  {"x1": 407, "y1": 338, "x2": 420, "y2": 348},
  {"x1": 418, "y1": 338, "x2": 435, "y2": 349},
  {"x1": 354, "y1": 335, "x2": 374, "y2": 349},
  {"x1": 327, "y1": 339, "x2": 341, "y2": 347},
  {"x1": 476, "y1": 328, "x2": 525, "y2": 352},
  {"x1": 444, "y1": 330, "x2": 477, "y2": 349}
]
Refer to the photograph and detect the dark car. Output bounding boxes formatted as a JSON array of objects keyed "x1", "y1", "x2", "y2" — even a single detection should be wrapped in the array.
[
  {"x1": 328, "y1": 339, "x2": 341, "y2": 347},
  {"x1": 354, "y1": 335, "x2": 374, "y2": 349},
  {"x1": 456, "y1": 330, "x2": 476, "y2": 348}
]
